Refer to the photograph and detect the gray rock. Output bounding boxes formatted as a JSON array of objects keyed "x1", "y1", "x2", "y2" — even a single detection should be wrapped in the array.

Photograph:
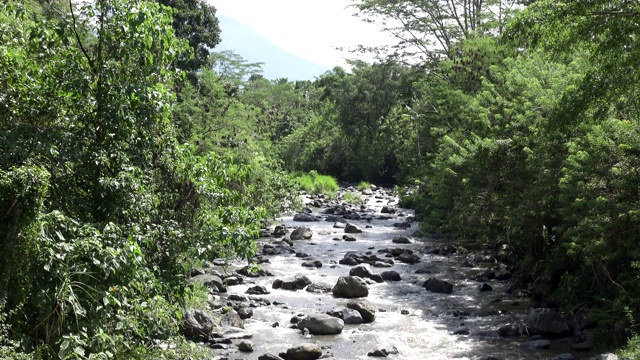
[
  {"x1": 333, "y1": 222, "x2": 347, "y2": 229},
  {"x1": 281, "y1": 343, "x2": 322, "y2": 360},
  {"x1": 333, "y1": 276, "x2": 369, "y2": 298},
  {"x1": 183, "y1": 308, "x2": 217, "y2": 340},
  {"x1": 343, "y1": 234, "x2": 357, "y2": 241},
  {"x1": 381, "y1": 271, "x2": 401, "y2": 281},
  {"x1": 190, "y1": 274, "x2": 226, "y2": 293},
  {"x1": 305, "y1": 282, "x2": 333, "y2": 293},
  {"x1": 423, "y1": 277, "x2": 454, "y2": 294},
  {"x1": 524, "y1": 308, "x2": 570, "y2": 337},
  {"x1": 350, "y1": 264, "x2": 372, "y2": 277},
  {"x1": 301, "y1": 260, "x2": 322, "y2": 268},
  {"x1": 479, "y1": 283, "x2": 493, "y2": 292},
  {"x1": 347, "y1": 301, "x2": 376, "y2": 323},
  {"x1": 246, "y1": 285, "x2": 270, "y2": 295},
  {"x1": 238, "y1": 340, "x2": 254, "y2": 352},
  {"x1": 272, "y1": 224, "x2": 288, "y2": 237},
  {"x1": 453, "y1": 326, "x2": 470, "y2": 335},
  {"x1": 367, "y1": 349, "x2": 388, "y2": 357},
  {"x1": 224, "y1": 276, "x2": 242, "y2": 286},
  {"x1": 259, "y1": 353, "x2": 284, "y2": 360},
  {"x1": 344, "y1": 212, "x2": 361, "y2": 220},
  {"x1": 296, "y1": 314, "x2": 344, "y2": 335},
  {"x1": 345, "y1": 223, "x2": 364, "y2": 233},
  {"x1": 281, "y1": 274, "x2": 312, "y2": 290},
  {"x1": 293, "y1": 213, "x2": 320, "y2": 222},
  {"x1": 238, "y1": 307, "x2": 254, "y2": 320},
  {"x1": 392, "y1": 236, "x2": 411, "y2": 244},
  {"x1": 381, "y1": 206, "x2": 396, "y2": 214},
  {"x1": 518, "y1": 339, "x2": 551, "y2": 349},
  {"x1": 393, "y1": 222, "x2": 411, "y2": 228},
  {"x1": 290, "y1": 226, "x2": 313, "y2": 240},
  {"x1": 552, "y1": 354, "x2": 576, "y2": 360},
  {"x1": 342, "y1": 308, "x2": 364, "y2": 324},
  {"x1": 221, "y1": 309, "x2": 244, "y2": 329}
]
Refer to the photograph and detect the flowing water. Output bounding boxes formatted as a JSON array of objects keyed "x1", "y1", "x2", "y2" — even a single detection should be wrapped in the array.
[{"x1": 216, "y1": 188, "x2": 592, "y2": 360}]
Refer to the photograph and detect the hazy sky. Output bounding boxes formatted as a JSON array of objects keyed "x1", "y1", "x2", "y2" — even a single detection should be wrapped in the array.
[{"x1": 210, "y1": 0, "x2": 393, "y2": 68}]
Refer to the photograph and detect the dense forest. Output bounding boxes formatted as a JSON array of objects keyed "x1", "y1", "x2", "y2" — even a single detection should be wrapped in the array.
[{"x1": 1, "y1": 0, "x2": 640, "y2": 358}]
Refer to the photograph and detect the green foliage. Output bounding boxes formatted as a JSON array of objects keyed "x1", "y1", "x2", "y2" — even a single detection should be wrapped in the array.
[
  {"x1": 0, "y1": 1, "x2": 293, "y2": 358},
  {"x1": 619, "y1": 334, "x2": 640, "y2": 359},
  {"x1": 343, "y1": 191, "x2": 364, "y2": 205},
  {"x1": 157, "y1": 0, "x2": 222, "y2": 72},
  {"x1": 293, "y1": 171, "x2": 339, "y2": 197},
  {"x1": 282, "y1": 61, "x2": 421, "y2": 183},
  {"x1": 357, "y1": 181, "x2": 371, "y2": 191}
]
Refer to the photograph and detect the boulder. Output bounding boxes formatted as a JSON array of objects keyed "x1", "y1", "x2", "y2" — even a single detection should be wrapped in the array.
[
  {"x1": 183, "y1": 308, "x2": 217, "y2": 340},
  {"x1": 301, "y1": 260, "x2": 322, "y2": 268},
  {"x1": 381, "y1": 271, "x2": 401, "y2": 282},
  {"x1": 425, "y1": 243, "x2": 458, "y2": 256},
  {"x1": 238, "y1": 307, "x2": 253, "y2": 320},
  {"x1": 393, "y1": 222, "x2": 411, "y2": 228},
  {"x1": 342, "y1": 308, "x2": 364, "y2": 324},
  {"x1": 280, "y1": 343, "x2": 322, "y2": 360},
  {"x1": 552, "y1": 354, "x2": 576, "y2": 360},
  {"x1": 293, "y1": 213, "x2": 319, "y2": 222},
  {"x1": 349, "y1": 265, "x2": 383, "y2": 283},
  {"x1": 345, "y1": 223, "x2": 364, "y2": 234},
  {"x1": 479, "y1": 283, "x2": 493, "y2": 292},
  {"x1": 339, "y1": 256, "x2": 359, "y2": 266},
  {"x1": 258, "y1": 355, "x2": 284, "y2": 360},
  {"x1": 392, "y1": 236, "x2": 412, "y2": 244},
  {"x1": 343, "y1": 234, "x2": 357, "y2": 241},
  {"x1": 221, "y1": 309, "x2": 244, "y2": 329},
  {"x1": 190, "y1": 274, "x2": 226, "y2": 293},
  {"x1": 280, "y1": 274, "x2": 312, "y2": 291},
  {"x1": 423, "y1": 277, "x2": 454, "y2": 294},
  {"x1": 333, "y1": 222, "x2": 347, "y2": 229},
  {"x1": 238, "y1": 340, "x2": 254, "y2": 352},
  {"x1": 524, "y1": 308, "x2": 571, "y2": 337},
  {"x1": 381, "y1": 206, "x2": 396, "y2": 214},
  {"x1": 290, "y1": 226, "x2": 313, "y2": 240},
  {"x1": 305, "y1": 282, "x2": 333, "y2": 293},
  {"x1": 343, "y1": 212, "x2": 361, "y2": 220},
  {"x1": 272, "y1": 224, "x2": 288, "y2": 237},
  {"x1": 397, "y1": 253, "x2": 421, "y2": 264},
  {"x1": 333, "y1": 276, "x2": 369, "y2": 298},
  {"x1": 347, "y1": 301, "x2": 376, "y2": 323},
  {"x1": 246, "y1": 285, "x2": 270, "y2": 295},
  {"x1": 297, "y1": 314, "x2": 344, "y2": 335}
]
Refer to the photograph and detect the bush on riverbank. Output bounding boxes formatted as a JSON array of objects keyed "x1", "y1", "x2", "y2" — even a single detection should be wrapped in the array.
[
  {"x1": 343, "y1": 191, "x2": 364, "y2": 205},
  {"x1": 293, "y1": 171, "x2": 339, "y2": 197}
]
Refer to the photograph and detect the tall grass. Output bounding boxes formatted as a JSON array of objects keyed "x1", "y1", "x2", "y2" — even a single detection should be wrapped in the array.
[
  {"x1": 357, "y1": 181, "x2": 371, "y2": 191},
  {"x1": 344, "y1": 191, "x2": 364, "y2": 205},
  {"x1": 293, "y1": 170, "x2": 339, "y2": 197}
]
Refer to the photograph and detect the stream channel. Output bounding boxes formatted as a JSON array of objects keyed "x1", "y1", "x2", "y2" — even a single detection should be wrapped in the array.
[{"x1": 208, "y1": 186, "x2": 595, "y2": 360}]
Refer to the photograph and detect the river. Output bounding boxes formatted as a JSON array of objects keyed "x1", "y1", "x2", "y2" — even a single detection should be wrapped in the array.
[{"x1": 214, "y1": 186, "x2": 594, "y2": 360}]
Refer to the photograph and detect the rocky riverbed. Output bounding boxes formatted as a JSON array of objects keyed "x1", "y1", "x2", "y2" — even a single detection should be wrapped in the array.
[{"x1": 185, "y1": 186, "x2": 622, "y2": 360}]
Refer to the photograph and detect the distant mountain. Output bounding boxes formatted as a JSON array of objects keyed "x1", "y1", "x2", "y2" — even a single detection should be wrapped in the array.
[{"x1": 215, "y1": 15, "x2": 330, "y2": 81}]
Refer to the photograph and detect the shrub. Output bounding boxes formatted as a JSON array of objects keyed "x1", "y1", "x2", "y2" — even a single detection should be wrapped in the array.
[
  {"x1": 343, "y1": 191, "x2": 364, "y2": 205},
  {"x1": 357, "y1": 181, "x2": 371, "y2": 191},
  {"x1": 293, "y1": 171, "x2": 339, "y2": 197}
]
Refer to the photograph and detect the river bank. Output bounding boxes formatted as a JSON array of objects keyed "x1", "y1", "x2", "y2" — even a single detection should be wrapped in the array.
[{"x1": 187, "y1": 186, "x2": 621, "y2": 360}]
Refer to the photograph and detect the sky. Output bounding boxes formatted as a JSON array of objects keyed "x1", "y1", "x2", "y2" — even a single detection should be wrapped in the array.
[{"x1": 210, "y1": 0, "x2": 394, "y2": 68}]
